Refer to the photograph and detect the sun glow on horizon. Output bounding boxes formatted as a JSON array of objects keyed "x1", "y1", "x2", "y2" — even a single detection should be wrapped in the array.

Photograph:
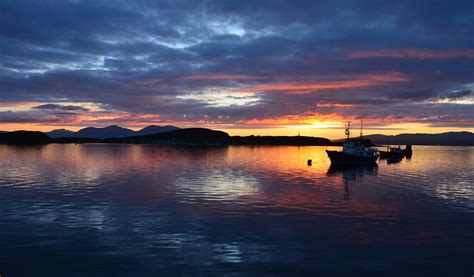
[{"x1": 1, "y1": 120, "x2": 473, "y2": 140}]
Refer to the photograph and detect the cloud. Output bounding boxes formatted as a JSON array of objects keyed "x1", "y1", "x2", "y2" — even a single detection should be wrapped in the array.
[
  {"x1": 182, "y1": 73, "x2": 268, "y2": 81},
  {"x1": 237, "y1": 73, "x2": 408, "y2": 93},
  {"x1": 0, "y1": 111, "x2": 77, "y2": 123},
  {"x1": 351, "y1": 49, "x2": 474, "y2": 59},
  {"x1": 32, "y1": 104, "x2": 90, "y2": 112},
  {"x1": 0, "y1": 0, "x2": 473, "y2": 130},
  {"x1": 445, "y1": 90, "x2": 472, "y2": 100}
]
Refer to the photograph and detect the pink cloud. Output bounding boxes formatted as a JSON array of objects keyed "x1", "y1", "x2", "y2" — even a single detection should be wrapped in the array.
[{"x1": 236, "y1": 73, "x2": 408, "y2": 93}]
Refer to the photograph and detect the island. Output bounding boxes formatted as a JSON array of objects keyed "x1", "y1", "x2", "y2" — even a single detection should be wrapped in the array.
[{"x1": 1, "y1": 126, "x2": 473, "y2": 146}]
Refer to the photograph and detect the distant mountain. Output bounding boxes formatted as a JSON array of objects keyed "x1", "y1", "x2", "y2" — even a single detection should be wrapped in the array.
[
  {"x1": 0, "y1": 131, "x2": 50, "y2": 144},
  {"x1": 47, "y1": 129, "x2": 75, "y2": 138},
  {"x1": 47, "y1": 125, "x2": 180, "y2": 139},
  {"x1": 75, "y1": 125, "x2": 136, "y2": 139},
  {"x1": 135, "y1": 125, "x2": 180, "y2": 136},
  {"x1": 362, "y1": 132, "x2": 474, "y2": 146},
  {"x1": 108, "y1": 128, "x2": 230, "y2": 145}
]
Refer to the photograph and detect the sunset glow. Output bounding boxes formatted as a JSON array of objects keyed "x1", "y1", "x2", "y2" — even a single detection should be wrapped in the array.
[
  {"x1": 1, "y1": 2, "x2": 474, "y2": 275},
  {"x1": 0, "y1": 1, "x2": 473, "y2": 136},
  {"x1": 238, "y1": 73, "x2": 409, "y2": 92}
]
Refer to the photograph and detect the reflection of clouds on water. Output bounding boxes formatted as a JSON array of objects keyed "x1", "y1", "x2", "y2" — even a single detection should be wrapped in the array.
[
  {"x1": 174, "y1": 169, "x2": 259, "y2": 202},
  {"x1": 213, "y1": 243, "x2": 242, "y2": 263},
  {"x1": 23, "y1": 202, "x2": 109, "y2": 231},
  {"x1": 432, "y1": 179, "x2": 474, "y2": 210},
  {"x1": 387, "y1": 146, "x2": 474, "y2": 212},
  {"x1": 1, "y1": 144, "x2": 474, "y2": 274}
]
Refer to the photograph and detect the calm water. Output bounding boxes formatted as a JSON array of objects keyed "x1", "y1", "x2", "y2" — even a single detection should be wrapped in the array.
[{"x1": 0, "y1": 144, "x2": 473, "y2": 276}]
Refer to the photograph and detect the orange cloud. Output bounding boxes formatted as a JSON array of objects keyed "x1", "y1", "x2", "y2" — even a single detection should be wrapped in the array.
[
  {"x1": 182, "y1": 73, "x2": 268, "y2": 81},
  {"x1": 235, "y1": 112, "x2": 346, "y2": 127},
  {"x1": 0, "y1": 101, "x2": 44, "y2": 111},
  {"x1": 351, "y1": 49, "x2": 474, "y2": 59},
  {"x1": 237, "y1": 73, "x2": 408, "y2": 93}
]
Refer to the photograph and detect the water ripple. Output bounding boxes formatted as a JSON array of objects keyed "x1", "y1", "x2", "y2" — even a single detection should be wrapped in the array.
[{"x1": 0, "y1": 144, "x2": 473, "y2": 275}]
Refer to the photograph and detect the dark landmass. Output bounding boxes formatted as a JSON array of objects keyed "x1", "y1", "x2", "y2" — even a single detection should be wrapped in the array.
[
  {"x1": 47, "y1": 125, "x2": 180, "y2": 139},
  {"x1": 72, "y1": 125, "x2": 136, "y2": 138},
  {"x1": 331, "y1": 138, "x2": 375, "y2": 147},
  {"x1": 47, "y1": 129, "x2": 75, "y2": 138},
  {"x1": 1, "y1": 127, "x2": 472, "y2": 146},
  {"x1": 0, "y1": 131, "x2": 50, "y2": 144},
  {"x1": 231, "y1": 135, "x2": 331, "y2": 146},
  {"x1": 52, "y1": 137, "x2": 104, "y2": 144},
  {"x1": 363, "y1": 132, "x2": 474, "y2": 146},
  {"x1": 106, "y1": 128, "x2": 230, "y2": 145},
  {"x1": 50, "y1": 128, "x2": 331, "y2": 146},
  {"x1": 137, "y1": 125, "x2": 180, "y2": 136}
]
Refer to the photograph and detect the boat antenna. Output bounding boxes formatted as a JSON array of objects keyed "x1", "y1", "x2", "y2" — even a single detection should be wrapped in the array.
[{"x1": 345, "y1": 121, "x2": 351, "y2": 140}]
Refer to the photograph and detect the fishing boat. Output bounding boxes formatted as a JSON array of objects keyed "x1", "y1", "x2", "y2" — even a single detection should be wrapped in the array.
[
  {"x1": 326, "y1": 122, "x2": 380, "y2": 164},
  {"x1": 403, "y1": 145, "x2": 413, "y2": 158},
  {"x1": 379, "y1": 146, "x2": 404, "y2": 159}
]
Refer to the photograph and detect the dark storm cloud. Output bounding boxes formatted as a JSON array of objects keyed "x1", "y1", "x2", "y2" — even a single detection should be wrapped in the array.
[{"x1": 0, "y1": 0, "x2": 473, "y2": 127}]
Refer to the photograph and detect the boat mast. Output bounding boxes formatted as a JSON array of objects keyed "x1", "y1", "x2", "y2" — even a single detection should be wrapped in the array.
[
  {"x1": 345, "y1": 122, "x2": 351, "y2": 140},
  {"x1": 360, "y1": 119, "x2": 363, "y2": 138}
]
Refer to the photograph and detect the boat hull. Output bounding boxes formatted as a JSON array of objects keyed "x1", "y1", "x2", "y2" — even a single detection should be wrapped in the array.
[
  {"x1": 326, "y1": 150, "x2": 379, "y2": 164},
  {"x1": 387, "y1": 156, "x2": 403, "y2": 164},
  {"x1": 379, "y1": 150, "x2": 403, "y2": 159},
  {"x1": 402, "y1": 149, "x2": 412, "y2": 158}
]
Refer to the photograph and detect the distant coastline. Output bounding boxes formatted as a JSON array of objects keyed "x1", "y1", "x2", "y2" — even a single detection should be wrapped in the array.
[
  {"x1": 38, "y1": 128, "x2": 333, "y2": 146},
  {"x1": 0, "y1": 125, "x2": 473, "y2": 146}
]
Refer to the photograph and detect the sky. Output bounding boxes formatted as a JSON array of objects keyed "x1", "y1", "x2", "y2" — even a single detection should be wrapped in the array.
[{"x1": 0, "y1": 0, "x2": 473, "y2": 139}]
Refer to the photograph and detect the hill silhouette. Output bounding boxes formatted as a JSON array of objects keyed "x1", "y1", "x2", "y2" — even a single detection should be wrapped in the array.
[
  {"x1": 48, "y1": 128, "x2": 332, "y2": 146},
  {"x1": 47, "y1": 129, "x2": 75, "y2": 138},
  {"x1": 74, "y1": 125, "x2": 136, "y2": 138},
  {"x1": 0, "y1": 131, "x2": 50, "y2": 144},
  {"x1": 362, "y1": 132, "x2": 474, "y2": 146},
  {"x1": 331, "y1": 138, "x2": 375, "y2": 147},
  {"x1": 108, "y1": 128, "x2": 230, "y2": 145},
  {"x1": 1, "y1": 127, "x2": 472, "y2": 146},
  {"x1": 137, "y1": 125, "x2": 180, "y2": 136},
  {"x1": 47, "y1": 125, "x2": 180, "y2": 139}
]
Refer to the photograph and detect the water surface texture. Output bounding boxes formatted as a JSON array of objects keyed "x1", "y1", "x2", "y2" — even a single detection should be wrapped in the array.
[{"x1": 1, "y1": 144, "x2": 473, "y2": 276}]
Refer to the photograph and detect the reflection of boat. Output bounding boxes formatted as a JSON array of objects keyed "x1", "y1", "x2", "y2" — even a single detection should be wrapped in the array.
[
  {"x1": 327, "y1": 163, "x2": 378, "y2": 181},
  {"x1": 379, "y1": 146, "x2": 403, "y2": 159},
  {"x1": 327, "y1": 163, "x2": 378, "y2": 200},
  {"x1": 326, "y1": 122, "x2": 379, "y2": 164}
]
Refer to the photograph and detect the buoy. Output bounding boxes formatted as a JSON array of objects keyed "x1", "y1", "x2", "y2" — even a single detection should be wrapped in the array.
[{"x1": 307, "y1": 159, "x2": 312, "y2": 166}]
